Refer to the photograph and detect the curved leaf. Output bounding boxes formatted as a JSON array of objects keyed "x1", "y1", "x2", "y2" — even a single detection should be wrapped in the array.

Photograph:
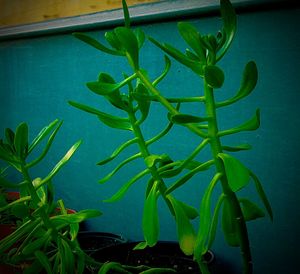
[
  {"x1": 135, "y1": 83, "x2": 151, "y2": 123},
  {"x1": 73, "y1": 32, "x2": 123, "y2": 56},
  {"x1": 250, "y1": 171, "x2": 273, "y2": 221},
  {"x1": 218, "y1": 153, "x2": 250, "y2": 192},
  {"x1": 194, "y1": 173, "x2": 222, "y2": 257},
  {"x1": 99, "y1": 153, "x2": 142, "y2": 184},
  {"x1": 222, "y1": 143, "x2": 252, "y2": 152},
  {"x1": 169, "y1": 113, "x2": 209, "y2": 124},
  {"x1": 14, "y1": 122, "x2": 28, "y2": 159},
  {"x1": 135, "y1": 28, "x2": 145, "y2": 49},
  {"x1": 97, "y1": 138, "x2": 138, "y2": 165},
  {"x1": 104, "y1": 31, "x2": 122, "y2": 51},
  {"x1": 143, "y1": 181, "x2": 160, "y2": 247},
  {"x1": 153, "y1": 56, "x2": 171, "y2": 87},
  {"x1": 177, "y1": 22, "x2": 206, "y2": 61},
  {"x1": 207, "y1": 194, "x2": 225, "y2": 249},
  {"x1": 222, "y1": 197, "x2": 239, "y2": 247},
  {"x1": 115, "y1": 27, "x2": 139, "y2": 69},
  {"x1": 149, "y1": 36, "x2": 204, "y2": 76},
  {"x1": 239, "y1": 198, "x2": 265, "y2": 221},
  {"x1": 34, "y1": 250, "x2": 52, "y2": 274},
  {"x1": 204, "y1": 65, "x2": 225, "y2": 89},
  {"x1": 167, "y1": 195, "x2": 196, "y2": 255},
  {"x1": 217, "y1": 61, "x2": 258, "y2": 107},
  {"x1": 218, "y1": 109, "x2": 260, "y2": 137},
  {"x1": 217, "y1": 0, "x2": 237, "y2": 61},
  {"x1": 103, "y1": 168, "x2": 150, "y2": 203},
  {"x1": 122, "y1": 0, "x2": 130, "y2": 28}
]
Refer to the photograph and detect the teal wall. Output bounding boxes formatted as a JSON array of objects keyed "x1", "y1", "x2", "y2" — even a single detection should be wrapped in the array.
[{"x1": 1, "y1": 6, "x2": 300, "y2": 274}]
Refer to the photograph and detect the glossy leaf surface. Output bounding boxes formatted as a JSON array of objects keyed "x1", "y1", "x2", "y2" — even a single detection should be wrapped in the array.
[
  {"x1": 204, "y1": 65, "x2": 225, "y2": 89},
  {"x1": 218, "y1": 153, "x2": 250, "y2": 192},
  {"x1": 239, "y1": 198, "x2": 265, "y2": 221}
]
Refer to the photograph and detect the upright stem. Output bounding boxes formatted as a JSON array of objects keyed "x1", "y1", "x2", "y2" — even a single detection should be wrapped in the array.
[{"x1": 204, "y1": 82, "x2": 253, "y2": 274}]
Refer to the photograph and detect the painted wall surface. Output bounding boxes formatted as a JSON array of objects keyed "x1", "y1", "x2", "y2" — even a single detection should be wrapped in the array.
[{"x1": 0, "y1": 6, "x2": 300, "y2": 274}]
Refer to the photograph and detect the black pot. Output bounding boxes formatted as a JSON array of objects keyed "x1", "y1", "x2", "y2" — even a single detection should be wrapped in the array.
[
  {"x1": 77, "y1": 232, "x2": 127, "y2": 255},
  {"x1": 91, "y1": 241, "x2": 214, "y2": 274}
]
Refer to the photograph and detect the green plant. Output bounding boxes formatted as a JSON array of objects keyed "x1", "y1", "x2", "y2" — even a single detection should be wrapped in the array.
[
  {"x1": 70, "y1": 0, "x2": 273, "y2": 273},
  {"x1": 0, "y1": 120, "x2": 102, "y2": 273}
]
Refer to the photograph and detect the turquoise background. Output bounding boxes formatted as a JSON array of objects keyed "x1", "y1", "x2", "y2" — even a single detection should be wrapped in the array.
[{"x1": 1, "y1": 5, "x2": 299, "y2": 274}]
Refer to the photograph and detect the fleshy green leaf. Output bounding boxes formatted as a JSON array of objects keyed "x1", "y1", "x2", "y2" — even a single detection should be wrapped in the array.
[
  {"x1": 217, "y1": 0, "x2": 237, "y2": 60},
  {"x1": 153, "y1": 56, "x2": 171, "y2": 87},
  {"x1": 28, "y1": 119, "x2": 61, "y2": 154},
  {"x1": 149, "y1": 36, "x2": 204, "y2": 76},
  {"x1": 218, "y1": 153, "x2": 250, "y2": 192},
  {"x1": 122, "y1": 0, "x2": 130, "y2": 28},
  {"x1": 222, "y1": 143, "x2": 252, "y2": 152},
  {"x1": 5, "y1": 128, "x2": 15, "y2": 147},
  {"x1": 69, "y1": 101, "x2": 132, "y2": 131},
  {"x1": 177, "y1": 22, "x2": 206, "y2": 61},
  {"x1": 14, "y1": 122, "x2": 28, "y2": 159},
  {"x1": 52, "y1": 209, "x2": 101, "y2": 225},
  {"x1": 73, "y1": 32, "x2": 123, "y2": 56},
  {"x1": 167, "y1": 195, "x2": 196, "y2": 255},
  {"x1": 222, "y1": 197, "x2": 239, "y2": 247},
  {"x1": 133, "y1": 241, "x2": 148, "y2": 250},
  {"x1": 97, "y1": 138, "x2": 138, "y2": 165},
  {"x1": 103, "y1": 168, "x2": 150, "y2": 202},
  {"x1": 135, "y1": 28, "x2": 145, "y2": 49},
  {"x1": 143, "y1": 181, "x2": 160, "y2": 247},
  {"x1": 99, "y1": 262, "x2": 128, "y2": 274},
  {"x1": 105, "y1": 31, "x2": 122, "y2": 51},
  {"x1": 207, "y1": 194, "x2": 225, "y2": 249},
  {"x1": 115, "y1": 27, "x2": 139, "y2": 69},
  {"x1": 194, "y1": 173, "x2": 222, "y2": 257},
  {"x1": 250, "y1": 171, "x2": 273, "y2": 221},
  {"x1": 218, "y1": 109, "x2": 260, "y2": 137},
  {"x1": 135, "y1": 83, "x2": 151, "y2": 122},
  {"x1": 239, "y1": 198, "x2": 265, "y2": 221},
  {"x1": 37, "y1": 140, "x2": 82, "y2": 188},
  {"x1": 169, "y1": 113, "x2": 208, "y2": 124},
  {"x1": 204, "y1": 65, "x2": 225, "y2": 89},
  {"x1": 34, "y1": 250, "x2": 52, "y2": 274},
  {"x1": 145, "y1": 154, "x2": 168, "y2": 168},
  {"x1": 217, "y1": 61, "x2": 258, "y2": 107}
]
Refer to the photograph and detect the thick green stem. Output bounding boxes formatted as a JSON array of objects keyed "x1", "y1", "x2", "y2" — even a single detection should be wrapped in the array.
[{"x1": 204, "y1": 82, "x2": 253, "y2": 274}]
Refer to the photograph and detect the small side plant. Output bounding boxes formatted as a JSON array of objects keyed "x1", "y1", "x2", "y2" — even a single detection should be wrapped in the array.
[
  {"x1": 70, "y1": 0, "x2": 273, "y2": 273},
  {"x1": 0, "y1": 120, "x2": 101, "y2": 273}
]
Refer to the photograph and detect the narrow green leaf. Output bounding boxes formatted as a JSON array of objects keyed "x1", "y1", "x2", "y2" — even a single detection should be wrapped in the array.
[
  {"x1": 105, "y1": 31, "x2": 122, "y2": 51},
  {"x1": 194, "y1": 173, "x2": 222, "y2": 257},
  {"x1": 170, "y1": 113, "x2": 208, "y2": 124},
  {"x1": 14, "y1": 122, "x2": 28, "y2": 159},
  {"x1": 207, "y1": 194, "x2": 225, "y2": 249},
  {"x1": 37, "y1": 140, "x2": 82, "y2": 187},
  {"x1": 86, "y1": 81, "x2": 120, "y2": 95},
  {"x1": 145, "y1": 154, "x2": 168, "y2": 168},
  {"x1": 61, "y1": 239, "x2": 75, "y2": 274},
  {"x1": 99, "y1": 262, "x2": 129, "y2": 274},
  {"x1": 204, "y1": 65, "x2": 225, "y2": 89},
  {"x1": 217, "y1": 0, "x2": 237, "y2": 60},
  {"x1": 69, "y1": 101, "x2": 132, "y2": 131},
  {"x1": 122, "y1": 0, "x2": 130, "y2": 28},
  {"x1": 143, "y1": 181, "x2": 160, "y2": 247},
  {"x1": 28, "y1": 119, "x2": 61, "y2": 153},
  {"x1": 222, "y1": 143, "x2": 252, "y2": 152},
  {"x1": 22, "y1": 233, "x2": 49, "y2": 255},
  {"x1": 133, "y1": 241, "x2": 148, "y2": 250},
  {"x1": 135, "y1": 28, "x2": 145, "y2": 49},
  {"x1": 218, "y1": 109, "x2": 260, "y2": 137},
  {"x1": 166, "y1": 160, "x2": 214, "y2": 194},
  {"x1": 167, "y1": 195, "x2": 196, "y2": 255},
  {"x1": 99, "y1": 153, "x2": 142, "y2": 184},
  {"x1": 73, "y1": 32, "x2": 123, "y2": 56},
  {"x1": 141, "y1": 268, "x2": 176, "y2": 274},
  {"x1": 26, "y1": 120, "x2": 63, "y2": 168},
  {"x1": 217, "y1": 61, "x2": 258, "y2": 107},
  {"x1": 149, "y1": 36, "x2": 204, "y2": 76},
  {"x1": 218, "y1": 153, "x2": 250, "y2": 192},
  {"x1": 239, "y1": 198, "x2": 265, "y2": 221},
  {"x1": 153, "y1": 56, "x2": 171, "y2": 87},
  {"x1": 52, "y1": 209, "x2": 101, "y2": 225},
  {"x1": 97, "y1": 138, "x2": 138, "y2": 165},
  {"x1": 177, "y1": 22, "x2": 206, "y2": 61},
  {"x1": 103, "y1": 168, "x2": 150, "y2": 203},
  {"x1": 115, "y1": 27, "x2": 139, "y2": 69},
  {"x1": 135, "y1": 83, "x2": 151, "y2": 122},
  {"x1": 222, "y1": 197, "x2": 239, "y2": 246},
  {"x1": 34, "y1": 250, "x2": 52, "y2": 274},
  {"x1": 250, "y1": 171, "x2": 273, "y2": 221}
]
